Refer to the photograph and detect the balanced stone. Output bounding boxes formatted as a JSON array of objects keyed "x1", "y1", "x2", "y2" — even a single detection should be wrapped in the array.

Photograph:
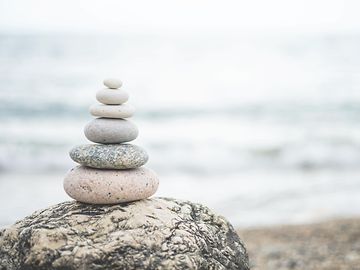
[
  {"x1": 0, "y1": 199, "x2": 249, "y2": 270},
  {"x1": 96, "y1": 88, "x2": 129, "y2": 105},
  {"x1": 70, "y1": 144, "x2": 148, "y2": 169},
  {"x1": 103, "y1": 78, "x2": 122, "y2": 89},
  {"x1": 63, "y1": 166, "x2": 159, "y2": 204},
  {"x1": 89, "y1": 103, "x2": 135, "y2": 119},
  {"x1": 84, "y1": 118, "x2": 138, "y2": 144}
]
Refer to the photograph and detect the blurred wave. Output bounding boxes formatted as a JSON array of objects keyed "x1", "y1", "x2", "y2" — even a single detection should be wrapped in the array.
[{"x1": 1, "y1": 100, "x2": 360, "y2": 174}]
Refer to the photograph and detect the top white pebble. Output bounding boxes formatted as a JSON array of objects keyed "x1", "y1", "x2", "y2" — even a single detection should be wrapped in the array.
[{"x1": 103, "y1": 78, "x2": 123, "y2": 89}]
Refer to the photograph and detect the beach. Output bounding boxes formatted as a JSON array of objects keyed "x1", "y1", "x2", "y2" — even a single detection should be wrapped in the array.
[
  {"x1": 2, "y1": 2, "x2": 360, "y2": 269},
  {"x1": 1, "y1": 33, "x2": 360, "y2": 228},
  {"x1": 238, "y1": 217, "x2": 360, "y2": 270}
]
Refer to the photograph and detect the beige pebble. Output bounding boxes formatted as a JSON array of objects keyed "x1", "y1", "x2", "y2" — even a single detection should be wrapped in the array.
[
  {"x1": 89, "y1": 104, "x2": 135, "y2": 119},
  {"x1": 63, "y1": 166, "x2": 159, "y2": 204},
  {"x1": 96, "y1": 88, "x2": 129, "y2": 105},
  {"x1": 103, "y1": 78, "x2": 122, "y2": 89},
  {"x1": 84, "y1": 118, "x2": 138, "y2": 144}
]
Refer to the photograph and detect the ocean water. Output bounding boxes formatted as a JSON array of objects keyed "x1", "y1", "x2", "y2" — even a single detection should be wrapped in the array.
[{"x1": 1, "y1": 33, "x2": 360, "y2": 227}]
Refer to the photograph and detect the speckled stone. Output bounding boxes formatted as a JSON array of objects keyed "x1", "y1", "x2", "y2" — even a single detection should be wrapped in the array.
[
  {"x1": 63, "y1": 166, "x2": 159, "y2": 204},
  {"x1": 70, "y1": 144, "x2": 148, "y2": 169},
  {"x1": 0, "y1": 199, "x2": 249, "y2": 270},
  {"x1": 89, "y1": 103, "x2": 135, "y2": 119},
  {"x1": 96, "y1": 88, "x2": 129, "y2": 105},
  {"x1": 84, "y1": 118, "x2": 138, "y2": 144},
  {"x1": 103, "y1": 78, "x2": 122, "y2": 89}
]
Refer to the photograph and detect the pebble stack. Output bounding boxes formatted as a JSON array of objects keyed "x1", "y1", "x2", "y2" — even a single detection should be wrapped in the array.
[{"x1": 63, "y1": 78, "x2": 159, "y2": 204}]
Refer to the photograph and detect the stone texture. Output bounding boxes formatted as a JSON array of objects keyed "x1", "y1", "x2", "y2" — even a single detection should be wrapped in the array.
[
  {"x1": 103, "y1": 78, "x2": 122, "y2": 89},
  {"x1": 70, "y1": 144, "x2": 148, "y2": 169},
  {"x1": 84, "y1": 118, "x2": 138, "y2": 144},
  {"x1": 239, "y1": 218, "x2": 360, "y2": 270},
  {"x1": 89, "y1": 103, "x2": 135, "y2": 119},
  {"x1": 63, "y1": 166, "x2": 159, "y2": 204},
  {"x1": 0, "y1": 198, "x2": 249, "y2": 270},
  {"x1": 96, "y1": 88, "x2": 129, "y2": 105}
]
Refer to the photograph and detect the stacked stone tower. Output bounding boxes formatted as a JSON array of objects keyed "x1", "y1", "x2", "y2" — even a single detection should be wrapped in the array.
[{"x1": 64, "y1": 78, "x2": 159, "y2": 204}]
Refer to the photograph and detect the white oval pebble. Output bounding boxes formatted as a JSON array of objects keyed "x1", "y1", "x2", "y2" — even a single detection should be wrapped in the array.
[
  {"x1": 96, "y1": 88, "x2": 129, "y2": 105},
  {"x1": 89, "y1": 104, "x2": 135, "y2": 119},
  {"x1": 84, "y1": 118, "x2": 138, "y2": 144},
  {"x1": 63, "y1": 166, "x2": 159, "y2": 204},
  {"x1": 103, "y1": 78, "x2": 123, "y2": 89}
]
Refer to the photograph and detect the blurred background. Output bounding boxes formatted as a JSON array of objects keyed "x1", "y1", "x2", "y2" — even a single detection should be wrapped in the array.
[{"x1": 1, "y1": 0, "x2": 360, "y2": 228}]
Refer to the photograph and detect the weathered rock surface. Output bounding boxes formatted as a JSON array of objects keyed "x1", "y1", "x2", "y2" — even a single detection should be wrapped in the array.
[{"x1": 0, "y1": 198, "x2": 249, "y2": 270}]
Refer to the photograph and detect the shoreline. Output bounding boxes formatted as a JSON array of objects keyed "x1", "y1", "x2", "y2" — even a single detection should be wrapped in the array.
[{"x1": 238, "y1": 217, "x2": 360, "y2": 269}]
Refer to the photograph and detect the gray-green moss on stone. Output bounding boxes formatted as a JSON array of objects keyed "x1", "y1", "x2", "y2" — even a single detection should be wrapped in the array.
[
  {"x1": 70, "y1": 144, "x2": 148, "y2": 169},
  {"x1": 0, "y1": 198, "x2": 249, "y2": 270}
]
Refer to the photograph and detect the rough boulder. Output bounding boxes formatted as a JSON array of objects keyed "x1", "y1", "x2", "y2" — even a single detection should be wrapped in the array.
[{"x1": 0, "y1": 197, "x2": 249, "y2": 270}]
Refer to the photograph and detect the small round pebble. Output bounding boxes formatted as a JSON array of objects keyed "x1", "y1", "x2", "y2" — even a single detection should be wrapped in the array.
[
  {"x1": 84, "y1": 118, "x2": 138, "y2": 144},
  {"x1": 89, "y1": 104, "x2": 135, "y2": 119},
  {"x1": 103, "y1": 78, "x2": 123, "y2": 89},
  {"x1": 96, "y1": 88, "x2": 129, "y2": 105},
  {"x1": 63, "y1": 166, "x2": 159, "y2": 204},
  {"x1": 70, "y1": 144, "x2": 148, "y2": 169}
]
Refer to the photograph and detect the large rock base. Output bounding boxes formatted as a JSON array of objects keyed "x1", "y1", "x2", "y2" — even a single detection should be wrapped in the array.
[{"x1": 0, "y1": 198, "x2": 249, "y2": 270}]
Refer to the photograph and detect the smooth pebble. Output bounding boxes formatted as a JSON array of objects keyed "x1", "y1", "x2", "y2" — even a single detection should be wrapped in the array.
[
  {"x1": 63, "y1": 166, "x2": 159, "y2": 204},
  {"x1": 103, "y1": 78, "x2": 122, "y2": 89},
  {"x1": 96, "y1": 88, "x2": 129, "y2": 105},
  {"x1": 70, "y1": 144, "x2": 148, "y2": 169},
  {"x1": 84, "y1": 118, "x2": 138, "y2": 144},
  {"x1": 89, "y1": 104, "x2": 135, "y2": 119}
]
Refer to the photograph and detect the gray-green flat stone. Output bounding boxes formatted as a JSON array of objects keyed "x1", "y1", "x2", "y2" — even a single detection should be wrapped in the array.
[{"x1": 70, "y1": 144, "x2": 148, "y2": 169}]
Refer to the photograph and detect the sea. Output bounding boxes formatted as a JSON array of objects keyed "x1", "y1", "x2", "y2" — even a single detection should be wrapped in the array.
[{"x1": 1, "y1": 32, "x2": 360, "y2": 227}]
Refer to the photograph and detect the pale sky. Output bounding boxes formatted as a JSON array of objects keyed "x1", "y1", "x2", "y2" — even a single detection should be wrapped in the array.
[{"x1": 1, "y1": 0, "x2": 360, "y2": 34}]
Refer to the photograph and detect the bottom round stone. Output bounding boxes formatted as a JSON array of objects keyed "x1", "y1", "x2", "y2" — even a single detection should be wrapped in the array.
[{"x1": 63, "y1": 166, "x2": 159, "y2": 204}]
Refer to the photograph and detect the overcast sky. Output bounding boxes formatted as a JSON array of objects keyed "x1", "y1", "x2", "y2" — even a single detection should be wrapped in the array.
[{"x1": 1, "y1": 0, "x2": 360, "y2": 34}]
